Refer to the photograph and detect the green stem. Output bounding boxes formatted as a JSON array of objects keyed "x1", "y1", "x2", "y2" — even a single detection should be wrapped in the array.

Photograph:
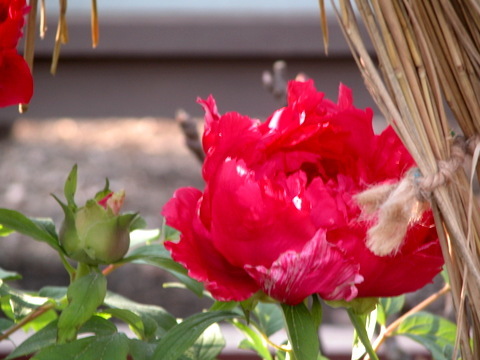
[
  {"x1": 75, "y1": 262, "x2": 94, "y2": 280},
  {"x1": 347, "y1": 308, "x2": 380, "y2": 360},
  {"x1": 59, "y1": 252, "x2": 76, "y2": 281},
  {"x1": 281, "y1": 303, "x2": 321, "y2": 360}
]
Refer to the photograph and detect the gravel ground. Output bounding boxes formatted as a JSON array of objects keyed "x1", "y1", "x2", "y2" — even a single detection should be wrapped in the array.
[{"x1": 0, "y1": 116, "x2": 212, "y2": 317}]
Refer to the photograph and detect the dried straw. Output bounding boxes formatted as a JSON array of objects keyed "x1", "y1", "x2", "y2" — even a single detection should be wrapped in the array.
[
  {"x1": 325, "y1": 1, "x2": 480, "y2": 358},
  {"x1": 20, "y1": 0, "x2": 100, "y2": 98}
]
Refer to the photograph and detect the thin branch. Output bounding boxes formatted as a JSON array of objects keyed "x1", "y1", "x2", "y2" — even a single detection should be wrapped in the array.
[
  {"x1": 0, "y1": 302, "x2": 56, "y2": 342},
  {"x1": 175, "y1": 109, "x2": 205, "y2": 163},
  {"x1": 102, "y1": 263, "x2": 124, "y2": 276},
  {"x1": 370, "y1": 283, "x2": 451, "y2": 354}
]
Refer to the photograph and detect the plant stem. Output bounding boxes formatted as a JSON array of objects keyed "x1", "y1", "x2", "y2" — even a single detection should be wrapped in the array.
[
  {"x1": 75, "y1": 262, "x2": 93, "y2": 280},
  {"x1": 251, "y1": 322, "x2": 291, "y2": 352},
  {"x1": 59, "y1": 252, "x2": 76, "y2": 282},
  {"x1": 347, "y1": 309, "x2": 380, "y2": 360},
  {"x1": 102, "y1": 263, "x2": 123, "y2": 276},
  {"x1": 0, "y1": 302, "x2": 55, "y2": 341},
  {"x1": 369, "y1": 283, "x2": 451, "y2": 356}
]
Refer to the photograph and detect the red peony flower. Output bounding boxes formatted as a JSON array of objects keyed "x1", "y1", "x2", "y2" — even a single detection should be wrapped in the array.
[
  {"x1": 0, "y1": 49, "x2": 32, "y2": 107},
  {"x1": 162, "y1": 80, "x2": 444, "y2": 305},
  {"x1": 0, "y1": 0, "x2": 32, "y2": 107},
  {"x1": 0, "y1": 0, "x2": 28, "y2": 49}
]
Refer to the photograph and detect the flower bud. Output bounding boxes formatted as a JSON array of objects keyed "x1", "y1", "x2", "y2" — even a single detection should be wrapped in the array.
[{"x1": 56, "y1": 166, "x2": 142, "y2": 265}]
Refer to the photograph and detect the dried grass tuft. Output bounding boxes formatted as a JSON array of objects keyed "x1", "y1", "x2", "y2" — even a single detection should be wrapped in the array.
[{"x1": 326, "y1": 1, "x2": 480, "y2": 358}]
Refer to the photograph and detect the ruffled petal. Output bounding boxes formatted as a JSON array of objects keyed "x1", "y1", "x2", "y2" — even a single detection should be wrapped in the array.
[
  {"x1": 162, "y1": 187, "x2": 259, "y2": 301},
  {"x1": 245, "y1": 229, "x2": 362, "y2": 305},
  {"x1": 207, "y1": 159, "x2": 316, "y2": 268},
  {"x1": 198, "y1": 96, "x2": 263, "y2": 179}
]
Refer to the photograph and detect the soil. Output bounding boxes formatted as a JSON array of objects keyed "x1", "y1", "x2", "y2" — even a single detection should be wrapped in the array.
[{"x1": 0, "y1": 116, "x2": 212, "y2": 317}]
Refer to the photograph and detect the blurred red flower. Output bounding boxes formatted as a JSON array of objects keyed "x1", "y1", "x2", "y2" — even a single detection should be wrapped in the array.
[
  {"x1": 163, "y1": 80, "x2": 444, "y2": 305},
  {"x1": 0, "y1": 0, "x2": 32, "y2": 107}
]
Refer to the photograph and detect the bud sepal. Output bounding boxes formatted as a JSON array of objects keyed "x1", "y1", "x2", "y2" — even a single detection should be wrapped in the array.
[{"x1": 55, "y1": 165, "x2": 144, "y2": 265}]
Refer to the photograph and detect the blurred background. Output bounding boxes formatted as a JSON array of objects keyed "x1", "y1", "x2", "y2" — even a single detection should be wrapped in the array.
[
  {"x1": 2, "y1": 0, "x2": 377, "y2": 119},
  {"x1": 0, "y1": 0, "x2": 395, "y2": 326}
]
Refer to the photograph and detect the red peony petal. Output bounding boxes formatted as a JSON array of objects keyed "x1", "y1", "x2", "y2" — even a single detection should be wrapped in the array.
[
  {"x1": 207, "y1": 159, "x2": 316, "y2": 269},
  {"x1": 0, "y1": 0, "x2": 28, "y2": 49},
  {"x1": 328, "y1": 216, "x2": 443, "y2": 298},
  {"x1": 0, "y1": 49, "x2": 33, "y2": 107},
  {"x1": 162, "y1": 187, "x2": 259, "y2": 301},
  {"x1": 245, "y1": 229, "x2": 362, "y2": 305}
]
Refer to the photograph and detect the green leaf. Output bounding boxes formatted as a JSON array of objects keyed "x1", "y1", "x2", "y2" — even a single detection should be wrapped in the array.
[
  {"x1": 79, "y1": 315, "x2": 117, "y2": 336},
  {"x1": 57, "y1": 271, "x2": 107, "y2": 343},
  {"x1": 0, "y1": 209, "x2": 61, "y2": 252},
  {"x1": 234, "y1": 320, "x2": 272, "y2": 360},
  {"x1": 151, "y1": 310, "x2": 239, "y2": 360},
  {"x1": 104, "y1": 291, "x2": 177, "y2": 339},
  {"x1": 30, "y1": 218, "x2": 59, "y2": 244},
  {"x1": 6, "y1": 320, "x2": 58, "y2": 360},
  {"x1": 129, "y1": 214, "x2": 147, "y2": 232},
  {"x1": 327, "y1": 297, "x2": 378, "y2": 315},
  {"x1": 38, "y1": 286, "x2": 68, "y2": 301},
  {"x1": 32, "y1": 332, "x2": 130, "y2": 360},
  {"x1": 22, "y1": 308, "x2": 58, "y2": 332},
  {"x1": 6, "y1": 316, "x2": 116, "y2": 360},
  {"x1": 180, "y1": 323, "x2": 226, "y2": 360},
  {"x1": 209, "y1": 300, "x2": 239, "y2": 312},
  {"x1": 0, "y1": 224, "x2": 14, "y2": 237},
  {"x1": 123, "y1": 244, "x2": 204, "y2": 297},
  {"x1": 239, "y1": 296, "x2": 259, "y2": 323},
  {"x1": 64, "y1": 164, "x2": 78, "y2": 209},
  {"x1": 0, "y1": 317, "x2": 14, "y2": 332},
  {"x1": 0, "y1": 281, "x2": 51, "y2": 321},
  {"x1": 101, "y1": 308, "x2": 146, "y2": 339},
  {"x1": 253, "y1": 302, "x2": 284, "y2": 337},
  {"x1": 394, "y1": 311, "x2": 457, "y2": 360},
  {"x1": 130, "y1": 229, "x2": 161, "y2": 248},
  {"x1": 162, "y1": 225, "x2": 180, "y2": 242},
  {"x1": 129, "y1": 339, "x2": 156, "y2": 360},
  {"x1": 281, "y1": 303, "x2": 320, "y2": 360},
  {"x1": 0, "y1": 267, "x2": 21, "y2": 281},
  {"x1": 377, "y1": 295, "x2": 405, "y2": 326}
]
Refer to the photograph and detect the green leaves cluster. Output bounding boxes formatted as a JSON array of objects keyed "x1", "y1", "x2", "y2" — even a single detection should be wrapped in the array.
[
  {"x1": 0, "y1": 166, "x2": 235, "y2": 360},
  {"x1": 347, "y1": 293, "x2": 458, "y2": 360},
  {"x1": 0, "y1": 221, "x2": 236, "y2": 360},
  {"x1": 0, "y1": 166, "x2": 461, "y2": 360}
]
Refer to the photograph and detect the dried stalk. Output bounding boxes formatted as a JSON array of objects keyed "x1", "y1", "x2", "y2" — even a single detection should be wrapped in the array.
[
  {"x1": 19, "y1": 0, "x2": 38, "y2": 113},
  {"x1": 51, "y1": 0, "x2": 69, "y2": 75},
  {"x1": 91, "y1": 0, "x2": 99, "y2": 48},
  {"x1": 328, "y1": 1, "x2": 480, "y2": 358}
]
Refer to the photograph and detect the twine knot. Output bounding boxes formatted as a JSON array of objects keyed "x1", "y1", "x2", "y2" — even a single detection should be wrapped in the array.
[{"x1": 356, "y1": 136, "x2": 472, "y2": 256}]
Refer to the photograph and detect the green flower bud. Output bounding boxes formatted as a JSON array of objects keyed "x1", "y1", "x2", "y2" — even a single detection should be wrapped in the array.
[{"x1": 56, "y1": 166, "x2": 142, "y2": 265}]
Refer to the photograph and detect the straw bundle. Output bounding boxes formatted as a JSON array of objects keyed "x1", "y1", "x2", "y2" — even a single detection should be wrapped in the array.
[
  {"x1": 325, "y1": 1, "x2": 480, "y2": 358},
  {"x1": 22, "y1": 0, "x2": 99, "y2": 77}
]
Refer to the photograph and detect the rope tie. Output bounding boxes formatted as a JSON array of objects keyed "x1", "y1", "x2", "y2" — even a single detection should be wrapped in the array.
[{"x1": 355, "y1": 136, "x2": 473, "y2": 256}]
